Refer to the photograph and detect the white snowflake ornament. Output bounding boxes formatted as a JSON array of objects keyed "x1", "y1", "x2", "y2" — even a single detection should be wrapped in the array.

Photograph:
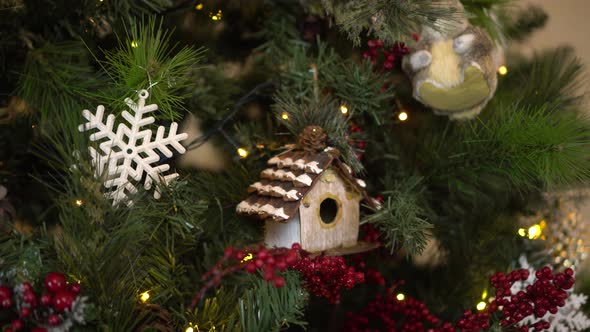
[{"x1": 79, "y1": 89, "x2": 188, "y2": 205}]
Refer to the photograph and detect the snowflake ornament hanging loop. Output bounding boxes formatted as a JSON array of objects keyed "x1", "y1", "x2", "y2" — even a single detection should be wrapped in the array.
[{"x1": 79, "y1": 89, "x2": 188, "y2": 206}]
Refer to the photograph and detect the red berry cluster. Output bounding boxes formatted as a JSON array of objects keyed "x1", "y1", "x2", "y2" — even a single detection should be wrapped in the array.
[
  {"x1": 190, "y1": 243, "x2": 368, "y2": 308},
  {"x1": 362, "y1": 39, "x2": 410, "y2": 72},
  {"x1": 240, "y1": 244, "x2": 301, "y2": 288},
  {"x1": 0, "y1": 272, "x2": 81, "y2": 332},
  {"x1": 190, "y1": 243, "x2": 303, "y2": 309},
  {"x1": 455, "y1": 309, "x2": 492, "y2": 331},
  {"x1": 345, "y1": 288, "x2": 452, "y2": 332},
  {"x1": 290, "y1": 252, "x2": 365, "y2": 303},
  {"x1": 361, "y1": 223, "x2": 382, "y2": 245},
  {"x1": 489, "y1": 267, "x2": 574, "y2": 331}
]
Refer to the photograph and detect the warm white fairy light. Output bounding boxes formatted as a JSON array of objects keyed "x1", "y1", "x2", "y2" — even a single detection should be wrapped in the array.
[
  {"x1": 498, "y1": 66, "x2": 508, "y2": 75},
  {"x1": 396, "y1": 293, "x2": 405, "y2": 301},
  {"x1": 139, "y1": 291, "x2": 150, "y2": 302},
  {"x1": 131, "y1": 40, "x2": 139, "y2": 48},
  {"x1": 476, "y1": 301, "x2": 487, "y2": 311},
  {"x1": 195, "y1": 3, "x2": 203, "y2": 10},
  {"x1": 75, "y1": 199, "x2": 84, "y2": 206},
  {"x1": 340, "y1": 105, "x2": 348, "y2": 115},
  {"x1": 237, "y1": 148, "x2": 248, "y2": 158},
  {"x1": 241, "y1": 253, "x2": 253, "y2": 263},
  {"x1": 398, "y1": 112, "x2": 408, "y2": 121},
  {"x1": 281, "y1": 112, "x2": 289, "y2": 120},
  {"x1": 210, "y1": 10, "x2": 223, "y2": 21}
]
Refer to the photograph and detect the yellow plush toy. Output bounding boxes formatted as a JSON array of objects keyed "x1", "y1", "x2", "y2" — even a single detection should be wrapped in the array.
[{"x1": 402, "y1": 0, "x2": 501, "y2": 120}]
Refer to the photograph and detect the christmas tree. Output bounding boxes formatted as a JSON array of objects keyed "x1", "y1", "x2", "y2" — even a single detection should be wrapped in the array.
[{"x1": 1, "y1": 0, "x2": 590, "y2": 331}]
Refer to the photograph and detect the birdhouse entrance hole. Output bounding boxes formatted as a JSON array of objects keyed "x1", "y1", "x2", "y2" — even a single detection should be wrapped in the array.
[{"x1": 319, "y1": 197, "x2": 339, "y2": 224}]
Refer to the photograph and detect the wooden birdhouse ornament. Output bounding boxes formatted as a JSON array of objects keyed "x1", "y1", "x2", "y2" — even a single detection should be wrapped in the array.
[{"x1": 236, "y1": 125, "x2": 371, "y2": 253}]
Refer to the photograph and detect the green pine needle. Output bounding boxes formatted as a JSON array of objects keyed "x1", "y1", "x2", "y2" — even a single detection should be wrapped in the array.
[
  {"x1": 99, "y1": 17, "x2": 205, "y2": 120},
  {"x1": 497, "y1": 47, "x2": 586, "y2": 111},
  {"x1": 16, "y1": 41, "x2": 101, "y2": 129},
  {"x1": 362, "y1": 177, "x2": 433, "y2": 256},
  {"x1": 238, "y1": 272, "x2": 308, "y2": 332},
  {"x1": 322, "y1": 0, "x2": 461, "y2": 45},
  {"x1": 273, "y1": 90, "x2": 363, "y2": 173}
]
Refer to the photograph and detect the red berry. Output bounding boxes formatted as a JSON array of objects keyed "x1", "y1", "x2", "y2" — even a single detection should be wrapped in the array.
[
  {"x1": 0, "y1": 285, "x2": 12, "y2": 299},
  {"x1": 272, "y1": 276, "x2": 286, "y2": 288},
  {"x1": 21, "y1": 282, "x2": 33, "y2": 292},
  {"x1": 291, "y1": 243, "x2": 301, "y2": 250},
  {"x1": 223, "y1": 247, "x2": 234, "y2": 259},
  {"x1": 68, "y1": 283, "x2": 81, "y2": 295},
  {"x1": 23, "y1": 290, "x2": 36, "y2": 303},
  {"x1": 52, "y1": 290, "x2": 75, "y2": 312},
  {"x1": 254, "y1": 259, "x2": 264, "y2": 268},
  {"x1": 31, "y1": 328, "x2": 47, "y2": 332},
  {"x1": 19, "y1": 306, "x2": 31, "y2": 318},
  {"x1": 44, "y1": 272, "x2": 67, "y2": 293},
  {"x1": 245, "y1": 261, "x2": 257, "y2": 273},
  {"x1": 5, "y1": 329, "x2": 14, "y2": 332},
  {"x1": 11, "y1": 319, "x2": 24, "y2": 331},
  {"x1": 1, "y1": 296, "x2": 14, "y2": 308},
  {"x1": 565, "y1": 268, "x2": 574, "y2": 276},
  {"x1": 40, "y1": 293, "x2": 52, "y2": 306},
  {"x1": 47, "y1": 314, "x2": 61, "y2": 326}
]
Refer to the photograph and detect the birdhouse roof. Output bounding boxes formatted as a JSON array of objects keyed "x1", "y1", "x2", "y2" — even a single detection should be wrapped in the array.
[{"x1": 236, "y1": 147, "x2": 370, "y2": 223}]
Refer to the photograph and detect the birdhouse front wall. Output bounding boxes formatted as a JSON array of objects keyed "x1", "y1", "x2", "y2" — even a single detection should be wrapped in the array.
[
  {"x1": 264, "y1": 214, "x2": 301, "y2": 249},
  {"x1": 298, "y1": 168, "x2": 361, "y2": 252}
]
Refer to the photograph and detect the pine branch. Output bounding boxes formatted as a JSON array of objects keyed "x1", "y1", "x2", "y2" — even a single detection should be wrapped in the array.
[
  {"x1": 322, "y1": 59, "x2": 396, "y2": 125},
  {"x1": 255, "y1": 1, "x2": 302, "y2": 64},
  {"x1": 425, "y1": 103, "x2": 590, "y2": 204},
  {"x1": 237, "y1": 272, "x2": 308, "y2": 332},
  {"x1": 186, "y1": 289, "x2": 241, "y2": 331},
  {"x1": 322, "y1": 0, "x2": 461, "y2": 46},
  {"x1": 497, "y1": 47, "x2": 586, "y2": 111},
  {"x1": 16, "y1": 41, "x2": 101, "y2": 128},
  {"x1": 98, "y1": 17, "x2": 205, "y2": 120},
  {"x1": 500, "y1": 5, "x2": 548, "y2": 42},
  {"x1": 273, "y1": 90, "x2": 363, "y2": 173},
  {"x1": 362, "y1": 177, "x2": 433, "y2": 256}
]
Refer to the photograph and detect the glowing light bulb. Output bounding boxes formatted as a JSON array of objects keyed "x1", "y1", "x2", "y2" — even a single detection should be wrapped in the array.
[
  {"x1": 476, "y1": 301, "x2": 486, "y2": 311},
  {"x1": 237, "y1": 148, "x2": 248, "y2": 158},
  {"x1": 195, "y1": 3, "x2": 203, "y2": 10},
  {"x1": 210, "y1": 10, "x2": 222, "y2": 20},
  {"x1": 131, "y1": 40, "x2": 139, "y2": 48},
  {"x1": 528, "y1": 224, "x2": 542, "y2": 240},
  {"x1": 518, "y1": 228, "x2": 527, "y2": 237},
  {"x1": 140, "y1": 291, "x2": 150, "y2": 303},
  {"x1": 75, "y1": 199, "x2": 84, "y2": 206},
  {"x1": 482, "y1": 290, "x2": 488, "y2": 300},
  {"x1": 186, "y1": 327, "x2": 194, "y2": 332},
  {"x1": 340, "y1": 105, "x2": 348, "y2": 115},
  {"x1": 241, "y1": 253, "x2": 253, "y2": 263},
  {"x1": 396, "y1": 293, "x2": 405, "y2": 301},
  {"x1": 281, "y1": 112, "x2": 289, "y2": 120},
  {"x1": 398, "y1": 112, "x2": 408, "y2": 121},
  {"x1": 498, "y1": 66, "x2": 508, "y2": 75}
]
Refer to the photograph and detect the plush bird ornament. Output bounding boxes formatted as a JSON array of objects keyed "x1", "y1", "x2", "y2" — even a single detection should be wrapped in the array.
[{"x1": 402, "y1": 0, "x2": 501, "y2": 120}]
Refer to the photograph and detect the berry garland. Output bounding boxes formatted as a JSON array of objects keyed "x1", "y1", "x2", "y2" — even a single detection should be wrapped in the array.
[
  {"x1": 362, "y1": 39, "x2": 410, "y2": 73},
  {"x1": 0, "y1": 272, "x2": 88, "y2": 332},
  {"x1": 189, "y1": 243, "x2": 366, "y2": 308},
  {"x1": 290, "y1": 253, "x2": 365, "y2": 304},
  {"x1": 346, "y1": 265, "x2": 578, "y2": 332}
]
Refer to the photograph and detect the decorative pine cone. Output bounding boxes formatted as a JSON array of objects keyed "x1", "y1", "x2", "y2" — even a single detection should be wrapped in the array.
[{"x1": 298, "y1": 126, "x2": 327, "y2": 152}]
